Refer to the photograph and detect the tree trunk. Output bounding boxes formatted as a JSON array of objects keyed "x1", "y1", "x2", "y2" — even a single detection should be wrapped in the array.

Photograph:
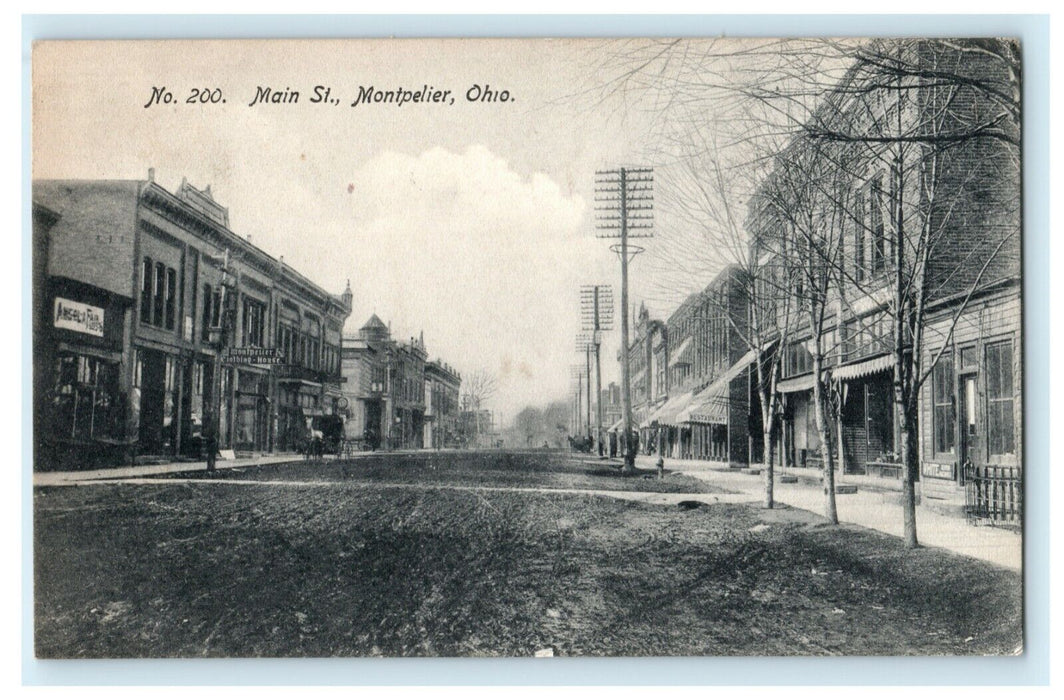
[
  {"x1": 899, "y1": 396, "x2": 919, "y2": 548},
  {"x1": 811, "y1": 358, "x2": 839, "y2": 524},
  {"x1": 762, "y1": 419, "x2": 775, "y2": 509}
]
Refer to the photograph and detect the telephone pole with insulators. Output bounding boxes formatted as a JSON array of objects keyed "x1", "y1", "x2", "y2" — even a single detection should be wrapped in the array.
[
  {"x1": 579, "y1": 285, "x2": 613, "y2": 457},
  {"x1": 595, "y1": 167, "x2": 653, "y2": 474}
]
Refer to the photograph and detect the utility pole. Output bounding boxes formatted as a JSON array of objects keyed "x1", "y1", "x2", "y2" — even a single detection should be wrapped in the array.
[
  {"x1": 596, "y1": 167, "x2": 653, "y2": 474},
  {"x1": 581, "y1": 285, "x2": 613, "y2": 456},
  {"x1": 206, "y1": 249, "x2": 234, "y2": 472},
  {"x1": 570, "y1": 364, "x2": 586, "y2": 440},
  {"x1": 575, "y1": 334, "x2": 594, "y2": 443}
]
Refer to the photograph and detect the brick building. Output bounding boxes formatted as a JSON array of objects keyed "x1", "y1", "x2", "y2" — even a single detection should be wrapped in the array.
[
  {"x1": 341, "y1": 316, "x2": 459, "y2": 450},
  {"x1": 746, "y1": 39, "x2": 1021, "y2": 521},
  {"x1": 637, "y1": 265, "x2": 756, "y2": 467},
  {"x1": 33, "y1": 173, "x2": 351, "y2": 469},
  {"x1": 425, "y1": 360, "x2": 461, "y2": 449}
]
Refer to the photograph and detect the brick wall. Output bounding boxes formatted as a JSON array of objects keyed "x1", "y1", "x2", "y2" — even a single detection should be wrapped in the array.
[{"x1": 33, "y1": 180, "x2": 141, "y2": 298}]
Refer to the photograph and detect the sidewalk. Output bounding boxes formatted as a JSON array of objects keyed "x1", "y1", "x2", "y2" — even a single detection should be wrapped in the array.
[
  {"x1": 31, "y1": 448, "x2": 463, "y2": 487},
  {"x1": 32, "y1": 453, "x2": 305, "y2": 487},
  {"x1": 638, "y1": 455, "x2": 1022, "y2": 571}
]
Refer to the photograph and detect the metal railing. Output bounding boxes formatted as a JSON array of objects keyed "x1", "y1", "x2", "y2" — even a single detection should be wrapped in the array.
[{"x1": 964, "y1": 463, "x2": 1022, "y2": 527}]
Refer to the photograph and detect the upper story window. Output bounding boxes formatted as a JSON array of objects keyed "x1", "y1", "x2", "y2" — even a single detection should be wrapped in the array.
[
  {"x1": 242, "y1": 297, "x2": 266, "y2": 347},
  {"x1": 140, "y1": 256, "x2": 178, "y2": 331},
  {"x1": 869, "y1": 177, "x2": 885, "y2": 274},
  {"x1": 784, "y1": 341, "x2": 813, "y2": 378},
  {"x1": 853, "y1": 190, "x2": 866, "y2": 282},
  {"x1": 201, "y1": 284, "x2": 221, "y2": 343}
]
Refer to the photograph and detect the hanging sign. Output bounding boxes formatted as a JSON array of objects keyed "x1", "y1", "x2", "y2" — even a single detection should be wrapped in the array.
[
  {"x1": 223, "y1": 347, "x2": 285, "y2": 365},
  {"x1": 53, "y1": 297, "x2": 104, "y2": 337}
]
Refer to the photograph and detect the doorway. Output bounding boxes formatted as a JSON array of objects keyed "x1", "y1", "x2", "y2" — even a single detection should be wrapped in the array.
[{"x1": 957, "y1": 373, "x2": 979, "y2": 484}]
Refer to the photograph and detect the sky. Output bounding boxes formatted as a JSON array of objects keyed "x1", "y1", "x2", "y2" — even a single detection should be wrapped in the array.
[{"x1": 32, "y1": 38, "x2": 751, "y2": 424}]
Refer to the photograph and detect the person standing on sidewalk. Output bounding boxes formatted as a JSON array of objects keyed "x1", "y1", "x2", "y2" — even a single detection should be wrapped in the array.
[{"x1": 203, "y1": 410, "x2": 218, "y2": 472}]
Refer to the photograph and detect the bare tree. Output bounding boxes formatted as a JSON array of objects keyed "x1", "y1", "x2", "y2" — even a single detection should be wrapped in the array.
[
  {"x1": 759, "y1": 137, "x2": 858, "y2": 524},
  {"x1": 582, "y1": 37, "x2": 1021, "y2": 545},
  {"x1": 651, "y1": 126, "x2": 797, "y2": 509},
  {"x1": 795, "y1": 39, "x2": 1021, "y2": 546},
  {"x1": 462, "y1": 368, "x2": 499, "y2": 448}
]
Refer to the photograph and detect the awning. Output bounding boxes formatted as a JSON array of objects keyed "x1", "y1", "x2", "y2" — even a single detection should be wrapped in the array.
[
  {"x1": 668, "y1": 337, "x2": 693, "y2": 368},
  {"x1": 638, "y1": 398, "x2": 670, "y2": 429},
  {"x1": 777, "y1": 374, "x2": 815, "y2": 394},
  {"x1": 641, "y1": 390, "x2": 696, "y2": 429},
  {"x1": 832, "y1": 353, "x2": 893, "y2": 382},
  {"x1": 679, "y1": 348, "x2": 759, "y2": 424},
  {"x1": 607, "y1": 417, "x2": 625, "y2": 433}
]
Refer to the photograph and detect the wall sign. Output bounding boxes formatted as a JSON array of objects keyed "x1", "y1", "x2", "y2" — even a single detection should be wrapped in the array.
[
  {"x1": 53, "y1": 297, "x2": 104, "y2": 337},
  {"x1": 921, "y1": 461, "x2": 956, "y2": 480},
  {"x1": 223, "y1": 347, "x2": 285, "y2": 365}
]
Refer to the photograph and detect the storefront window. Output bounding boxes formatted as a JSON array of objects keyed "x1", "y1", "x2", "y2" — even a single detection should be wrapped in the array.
[
  {"x1": 52, "y1": 353, "x2": 122, "y2": 441},
  {"x1": 933, "y1": 353, "x2": 955, "y2": 455},
  {"x1": 986, "y1": 340, "x2": 1015, "y2": 458}
]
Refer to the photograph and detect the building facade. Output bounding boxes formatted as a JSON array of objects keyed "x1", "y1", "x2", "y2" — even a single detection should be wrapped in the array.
[
  {"x1": 638, "y1": 265, "x2": 755, "y2": 467},
  {"x1": 746, "y1": 40, "x2": 1021, "y2": 522},
  {"x1": 33, "y1": 173, "x2": 351, "y2": 469},
  {"x1": 341, "y1": 316, "x2": 459, "y2": 450},
  {"x1": 425, "y1": 360, "x2": 461, "y2": 449}
]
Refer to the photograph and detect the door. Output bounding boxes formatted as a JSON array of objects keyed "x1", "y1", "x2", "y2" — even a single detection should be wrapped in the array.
[
  {"x1": 138, "y1": 349, "x2": 166, "y2": 452},
  {"x1": 957, "y1": 373, "x2": 980, "y2": 484}
]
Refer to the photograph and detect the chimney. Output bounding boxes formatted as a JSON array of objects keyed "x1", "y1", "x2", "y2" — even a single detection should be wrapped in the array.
[{"x1": 147, "y1": 167, "x2": 155, "y2": 182}]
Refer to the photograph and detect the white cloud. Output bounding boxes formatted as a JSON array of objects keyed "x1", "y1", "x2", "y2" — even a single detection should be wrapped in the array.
[{"x1": 278, "y1": 145, "x2": 611, "y2": 423}]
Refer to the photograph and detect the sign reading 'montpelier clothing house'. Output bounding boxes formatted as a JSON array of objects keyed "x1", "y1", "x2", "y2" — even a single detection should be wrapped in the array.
[
  {"x1": 223, "y1": 347, "x2": 285, "y2": 365},
  {"x1": 53, "y1": 297, "x2": 104, "y2": 337}
]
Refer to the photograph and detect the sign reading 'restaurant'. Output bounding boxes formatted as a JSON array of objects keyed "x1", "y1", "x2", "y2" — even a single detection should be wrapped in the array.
[{"x1": 53, "y1": 297, "x2": 104, "y2": 337}]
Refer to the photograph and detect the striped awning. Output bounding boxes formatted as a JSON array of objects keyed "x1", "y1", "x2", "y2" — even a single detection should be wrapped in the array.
[
  {"x1": 832, "y1": 354, "x2": 893, "y2": 382},
  {"x1": 641, "y1": 390, "x2": 696, "y2": 429},
  {"x1": 678, "y1": 348, "x2": 758, "y2": 424}
]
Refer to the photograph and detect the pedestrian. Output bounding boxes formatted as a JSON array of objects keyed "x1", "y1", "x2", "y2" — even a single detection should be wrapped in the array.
[{"x1": 203, "y1": 415, "x2": 218, "y2": 472}]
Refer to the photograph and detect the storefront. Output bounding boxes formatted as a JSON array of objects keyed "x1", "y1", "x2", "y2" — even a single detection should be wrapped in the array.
[
  {"x1": 678, "y1": 349, "x2": 757, "y2": 467},
  {"x1": 233, "y1": 368, "x2": 271, "y2": 452},
  {"x1": 38, "y1": 278, "x2": 133, "y2": 469},
  {"x1": 919, "y1": 284, "x2": 1022, "y2": 524},
  {"x1": 833, "y1": 355, "x2": 897, "y2": 476},
  {"x1": 277, "y1": 380, "x2": 321, "y2": 451}
]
